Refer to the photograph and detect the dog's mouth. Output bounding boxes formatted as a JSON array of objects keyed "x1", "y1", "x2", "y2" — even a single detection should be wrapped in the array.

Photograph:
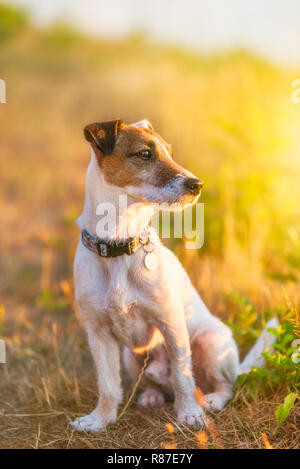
[
  {"x1": 183, "y1": 190, "x2": 202, "y2": 205},
  {"x1": 124, "y1": 181, "x2": 202, "y2": 210},
  {"x1": 158, "y1": 176, "x2": 203, "y2": 207},
  {"x1": 113, "y1": 169, "x2": 204, "y2": 209},
  {"x1": 165, "y1": 190, "x2": 202, "y2": 210}
]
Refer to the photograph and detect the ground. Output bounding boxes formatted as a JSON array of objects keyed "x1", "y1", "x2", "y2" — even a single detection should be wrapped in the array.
[{"x1": 0, "y1": 266, "x2": 299, "y2": 449}]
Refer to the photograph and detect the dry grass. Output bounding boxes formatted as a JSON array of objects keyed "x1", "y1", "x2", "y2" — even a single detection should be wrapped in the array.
[
  {"x1": 1, "y1": 320, "x2": 299, "y2": 450},
  {"x1": 0, "y1": 257, "x2": 299, "y2": 449},
  {"x1": 1, "y1": 349, "x2": 299, "y2": 449},
  {"x1": 0, "y1": 12, "x2": 299, "y2": 449}
]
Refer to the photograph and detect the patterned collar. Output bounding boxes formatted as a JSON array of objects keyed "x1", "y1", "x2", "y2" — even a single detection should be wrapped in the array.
[{"x1": 81, "y1": 229, "x2": 150, "y2": 258}]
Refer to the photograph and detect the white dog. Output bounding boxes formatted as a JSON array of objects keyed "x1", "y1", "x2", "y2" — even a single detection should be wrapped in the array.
[{"x1": 71, "y1": 119, "x2": 277, "y2": 433}]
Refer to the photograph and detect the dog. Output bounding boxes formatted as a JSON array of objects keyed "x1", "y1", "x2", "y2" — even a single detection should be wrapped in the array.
[{"x1": 71, "y1": 119, "x2": 278, "y2": 432}]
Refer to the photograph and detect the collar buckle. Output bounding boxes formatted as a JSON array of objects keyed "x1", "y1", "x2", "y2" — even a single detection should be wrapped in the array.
[{"x1": 96, "y1": 241, "x2": 108, "y2": 257}]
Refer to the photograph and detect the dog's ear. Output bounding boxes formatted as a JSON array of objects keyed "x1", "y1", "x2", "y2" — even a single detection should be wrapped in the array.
[
  {"x1": 83, "y1": 119, "x2": 123, "y2": 154},
  {"x1": 131, "y1": 119, "x2": 153, "y2": 131}
]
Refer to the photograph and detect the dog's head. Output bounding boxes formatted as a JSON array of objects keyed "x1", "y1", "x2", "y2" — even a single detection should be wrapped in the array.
[{"x1": 84, "y1": 119, "x2": 203, "y2": 207}]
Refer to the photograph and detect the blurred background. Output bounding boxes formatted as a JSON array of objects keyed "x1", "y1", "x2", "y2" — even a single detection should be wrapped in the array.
[
  {"x1": 0, "y1": 0, "x2": 300, "y2": 449},
  {"x1": 1, "y1": 0, "x2": 300, "y2": 305}
]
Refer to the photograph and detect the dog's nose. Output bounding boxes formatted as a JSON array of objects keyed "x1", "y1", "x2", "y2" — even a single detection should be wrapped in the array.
[{"x1": 184, "y1": 177, "x2": 203, "y2": 195}]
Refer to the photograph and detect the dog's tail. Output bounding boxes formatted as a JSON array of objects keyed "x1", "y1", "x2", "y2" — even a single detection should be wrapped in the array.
[{"x1": 238, "y1": 318, "x2": 279, "y2": 375}]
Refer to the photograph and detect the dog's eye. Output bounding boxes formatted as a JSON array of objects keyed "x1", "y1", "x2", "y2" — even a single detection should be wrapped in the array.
[{"x1": 136, "y1": 149, "x2": 151, "y2": 160}]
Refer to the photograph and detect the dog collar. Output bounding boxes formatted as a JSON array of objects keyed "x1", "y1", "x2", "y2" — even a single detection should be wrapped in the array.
[{"x1": 81, "y1": 229, "x2": 150, "y2": 258}]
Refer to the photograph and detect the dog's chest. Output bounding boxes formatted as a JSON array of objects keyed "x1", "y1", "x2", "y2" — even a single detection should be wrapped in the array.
[
  {"x1": 109, "y1": 301, "x2": 152, "y2": 349},
  {"x1": 102, "y1": 261, "x2": 153, "y2": 348}
]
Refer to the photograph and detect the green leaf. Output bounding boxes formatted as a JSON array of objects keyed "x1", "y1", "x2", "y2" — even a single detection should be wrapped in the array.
[
  {"x1": 282, "y1": 333, "x2": 295, "y2": 346},
  {"x1": 274, "y1": 393, "x2": 297, "y2": 428}
]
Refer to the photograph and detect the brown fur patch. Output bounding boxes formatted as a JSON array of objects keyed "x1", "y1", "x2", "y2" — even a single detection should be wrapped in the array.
[
  {"x1": 84, "y1": 119, "x2": 123, "y2": 155},
  {"x1": 89, "y1": 122, "x2": 190, "y2": 189}
]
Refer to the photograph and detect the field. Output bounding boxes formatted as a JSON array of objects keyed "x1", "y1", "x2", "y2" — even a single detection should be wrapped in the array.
[{"x1": 0, "y1": 5, "x2": 299, "y2": 449}]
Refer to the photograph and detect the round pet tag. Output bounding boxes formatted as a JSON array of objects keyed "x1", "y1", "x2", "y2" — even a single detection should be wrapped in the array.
[{"x1": 144, "y1": 252, "x2": 159, "y2": 271}]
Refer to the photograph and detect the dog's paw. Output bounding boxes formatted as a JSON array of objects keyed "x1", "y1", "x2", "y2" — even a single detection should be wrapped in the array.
[
  {"x1": 137, "y1": 389, "x2": 165, "y2": 408},
  {"x1": 204, "y1": 392, "x2": 227, "y2": 411},
  {"x1": 70, "y1": 411, "x2": 105, "y2": 433},
  {"x1": 177, "y1": 404, "x2": 204, "y2": 428}
]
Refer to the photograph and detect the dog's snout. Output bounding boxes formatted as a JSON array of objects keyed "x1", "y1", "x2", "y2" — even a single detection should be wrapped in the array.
[{"x1": 184, "y1": 177, "x2": 203, "y2": 195}]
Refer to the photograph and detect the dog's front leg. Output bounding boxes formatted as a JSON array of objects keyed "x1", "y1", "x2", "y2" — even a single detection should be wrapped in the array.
[
  {"x1": 71, "y1": 321, "x2": 122, "y2": 433},
  {"x1": 158, "y1": 315, "x2": 204, "y2": 428}
]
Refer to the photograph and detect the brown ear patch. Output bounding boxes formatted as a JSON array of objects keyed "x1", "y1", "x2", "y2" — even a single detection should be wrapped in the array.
[{"x1": 83, "y1": 119, "x2": 123, "y2": 154}]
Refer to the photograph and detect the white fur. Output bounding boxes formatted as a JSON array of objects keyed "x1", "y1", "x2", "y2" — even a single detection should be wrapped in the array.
[
  {"x1": 131, "y1": 119, "x2": 153, "y2": 130},
  {"x1": 71, "y1": 146, "x2": 277, "y2": 433}
]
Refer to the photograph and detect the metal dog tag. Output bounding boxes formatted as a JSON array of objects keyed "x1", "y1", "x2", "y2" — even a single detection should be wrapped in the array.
[{"x1": 144, "y1": 252, "x2": 159, "y2": 271}]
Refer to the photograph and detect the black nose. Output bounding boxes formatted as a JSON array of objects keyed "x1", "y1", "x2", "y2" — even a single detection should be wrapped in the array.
[{"x1": 184, "y1": 177, "x2": 203, "y2": 195}]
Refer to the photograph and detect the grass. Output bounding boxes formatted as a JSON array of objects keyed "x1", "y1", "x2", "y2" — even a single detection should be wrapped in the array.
[
  {"x1": 0, "y1": 4, "x2": 299, "y2": 449},
  {"x1": 0, "y1": 252, "x2": 299, "y2": 449},
  {"x1": 0, "y1": 295, "x2": 299, "y2": 449}
]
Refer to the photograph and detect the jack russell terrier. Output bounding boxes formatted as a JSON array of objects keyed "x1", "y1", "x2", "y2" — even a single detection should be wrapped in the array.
[{"x1": 71, "y1": 119, "x2": 278, "y2": 433}]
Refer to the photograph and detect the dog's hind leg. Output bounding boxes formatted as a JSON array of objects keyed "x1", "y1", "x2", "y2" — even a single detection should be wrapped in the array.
[
  {"x1": 137, "y1": 387, "x2": 166, "y2": 408},
  {"x1": 191, "y1": 322, "x2": 239, "y2": 411},
  {"x1": 123, "y1": 347, "x2": 166, "y2": 408},
  {"x1": 204, "y1": 382, "x2": 234, "y2": 411}
]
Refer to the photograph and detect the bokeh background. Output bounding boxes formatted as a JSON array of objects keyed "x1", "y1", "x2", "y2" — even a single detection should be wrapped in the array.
[{"x1": 0, "y1": 0, "x2": 299, "y2": 449}]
